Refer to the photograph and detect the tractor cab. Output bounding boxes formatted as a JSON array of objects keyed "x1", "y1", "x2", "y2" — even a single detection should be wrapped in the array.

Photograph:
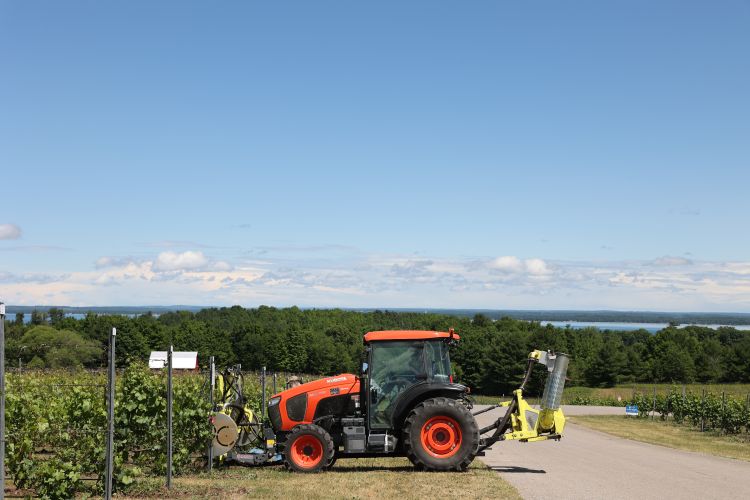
[{"x1": 362, "y1": 330, "x2": 459, "y2": 430}]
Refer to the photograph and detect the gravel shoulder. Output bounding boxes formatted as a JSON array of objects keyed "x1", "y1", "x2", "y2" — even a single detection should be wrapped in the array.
[{"x1": 474, "y1": 405, "x2": 750, "y2": 500}]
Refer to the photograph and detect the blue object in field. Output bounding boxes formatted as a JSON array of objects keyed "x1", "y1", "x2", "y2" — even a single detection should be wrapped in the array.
[{"x1": 625, "y1": 405, "x2": 639, "y2": 416}]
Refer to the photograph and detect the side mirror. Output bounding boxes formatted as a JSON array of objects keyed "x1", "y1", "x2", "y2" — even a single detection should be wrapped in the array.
[{"x1": 362, "y1": 362, "x2": 369, "y2": 374}]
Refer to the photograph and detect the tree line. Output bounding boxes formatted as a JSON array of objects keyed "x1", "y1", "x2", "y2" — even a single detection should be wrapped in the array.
[{"x1": 4, "y1": 306, "x2": 750, "y2": 394}]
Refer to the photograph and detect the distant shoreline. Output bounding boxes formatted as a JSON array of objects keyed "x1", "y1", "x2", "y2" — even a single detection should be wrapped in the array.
[{"x1": 4, "y1": 305, "x2": 750, "y2": 326}]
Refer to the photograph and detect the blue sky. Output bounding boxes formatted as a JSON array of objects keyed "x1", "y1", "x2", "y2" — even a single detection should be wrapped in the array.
[{"x1": 1, "y1": 1, "x2": 749, "y2": 311}]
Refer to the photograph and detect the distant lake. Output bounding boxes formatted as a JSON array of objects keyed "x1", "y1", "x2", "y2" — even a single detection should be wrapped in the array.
[
  {"x1": 540, "y1": 321, "x2": 750, "y2": 333},
  {"x1": 10, "y1": 312, "x2": 750, "y2": 334},
  {"x1": 18, "y1": 313, "x2": 146, "y2": 324}
]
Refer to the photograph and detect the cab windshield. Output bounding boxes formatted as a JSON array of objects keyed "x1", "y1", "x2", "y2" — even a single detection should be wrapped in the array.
[{"x1": 368, "y1": 340, "x2": 452, "y2": 428}]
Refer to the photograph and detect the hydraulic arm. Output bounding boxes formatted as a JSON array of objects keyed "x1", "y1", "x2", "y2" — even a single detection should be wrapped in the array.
[{"x1": 477, "y1": 350, "x2": 569, "y2": 451}]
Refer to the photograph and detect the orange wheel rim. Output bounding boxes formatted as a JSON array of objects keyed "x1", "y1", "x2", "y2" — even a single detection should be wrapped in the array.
[
  {"x1": 420, "y1": 416, "x2": 462, "y2": 458},
  {"x1": 290, "y1": 435, "x2": 324, "y2": 468}
]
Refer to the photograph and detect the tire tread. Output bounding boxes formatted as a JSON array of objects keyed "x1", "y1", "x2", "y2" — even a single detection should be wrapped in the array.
[
  {"x1": 283, "y1": 424, "x2": 335, "y2": 473},
  {"x1": 403, "y1": 397, "x2": 479, "y2": 472}
]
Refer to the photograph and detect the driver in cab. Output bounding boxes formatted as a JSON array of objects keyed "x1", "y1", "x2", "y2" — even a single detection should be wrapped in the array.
[{"x1": 370, "y1": 346, "x2": 423, "y2": 426}]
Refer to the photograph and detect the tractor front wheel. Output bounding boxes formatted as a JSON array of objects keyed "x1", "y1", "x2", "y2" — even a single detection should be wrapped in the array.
[
  {"x1": 283, "y1": 424, "x2": 335, "y2": 473},
  {"x1": 403, "y1": 397, "x2": 479, "y2": 471}
]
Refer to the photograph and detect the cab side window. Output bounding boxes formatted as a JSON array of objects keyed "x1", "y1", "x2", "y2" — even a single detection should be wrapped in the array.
[{"x1": 369, "y1": 341, "x2": 423, "y2": 428}]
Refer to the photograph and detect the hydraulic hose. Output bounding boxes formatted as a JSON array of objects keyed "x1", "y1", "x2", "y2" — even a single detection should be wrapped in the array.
[
  {"x1": 478, "y1": 357, "x2": 536, "y2": 445},
  {"x1": 518, "y1": 357, "x2": 535, "y2": 392}
]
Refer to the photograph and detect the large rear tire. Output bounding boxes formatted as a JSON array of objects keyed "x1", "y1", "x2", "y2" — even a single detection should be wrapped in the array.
[
  {"x1": 403, "y1": 397, "x2": 479, "y2": 471},
  {"x1": 283, "y1": 424, "x2": 335, "y2": 473}
]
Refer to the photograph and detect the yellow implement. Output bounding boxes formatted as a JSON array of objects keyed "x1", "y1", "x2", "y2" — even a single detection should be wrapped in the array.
[
  {"x1": 477, "y1": 350, "x2": 569, "y2": 451},
  {"x1": 498, "y1": 389, "x2": 566, "y2": 442}
]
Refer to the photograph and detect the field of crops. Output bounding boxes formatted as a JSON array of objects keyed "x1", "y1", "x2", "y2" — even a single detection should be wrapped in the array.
[
  {"x1": 564, "y1": 383, "x2": 750, "y2": 406},
  {"x1": 629, "y1": 389, "x2": 750, "y2": 435},
  {"x1": 2, "y1": 365, "x2": 311, "y2": 499},
  {"x1": 7, "y1": 364, "x2": 750, "y2": 498},
  {"x1": 473, "y1": 383, "x2": 750, "y2": 408},
  {"x1": 5, "y1": 365, "x2": 211, "y2": 498}
]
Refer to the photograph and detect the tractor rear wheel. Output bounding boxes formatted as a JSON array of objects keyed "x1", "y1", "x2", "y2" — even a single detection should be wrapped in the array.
[
  {"x1": 283, "y1": 424, "x2": 335, "y2": 473},
  {"x1": 403, "y1": 397, "x2": 479, "y2": 471}
]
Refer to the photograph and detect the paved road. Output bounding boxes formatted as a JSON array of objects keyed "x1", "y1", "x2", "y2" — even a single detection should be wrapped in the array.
[{"x1": 474, "y1": 405, "x2": 750, "y2": 500}]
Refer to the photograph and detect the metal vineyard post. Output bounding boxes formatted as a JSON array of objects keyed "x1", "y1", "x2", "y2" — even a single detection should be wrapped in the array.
[
  {"x1": 105, "y1": 328, "x2": 116, "y2": 499},
  {"x1": 207, "y1": 356, "x2": 215, "y2": 473},
  {"x1": 1, "y1": 300, "x2": 5, "y2": 500},
  {"x1": 261, "y1": 366, "x2": 266, "y2": 422},
  {"x1": 166, "y1": 345, "x2": 173, "y2": 489}
]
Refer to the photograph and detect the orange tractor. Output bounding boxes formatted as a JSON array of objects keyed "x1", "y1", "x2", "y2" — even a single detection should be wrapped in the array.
[{"x1": 213, "y1": 329, "x2": 569, "y2": 472}]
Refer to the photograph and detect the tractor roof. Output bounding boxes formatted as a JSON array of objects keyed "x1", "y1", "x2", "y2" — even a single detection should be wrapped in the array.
[{"x1": 363, "y1": 330, "x2": 460, "y2": 342}]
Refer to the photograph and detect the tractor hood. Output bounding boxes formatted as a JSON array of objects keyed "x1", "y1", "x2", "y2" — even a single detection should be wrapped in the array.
[
  {"x1": 271, "y1": 373, "x2": 359, "y2": 400},
  {"x1": 267, "y1": 374, "x2": 361, "y2": 432}
]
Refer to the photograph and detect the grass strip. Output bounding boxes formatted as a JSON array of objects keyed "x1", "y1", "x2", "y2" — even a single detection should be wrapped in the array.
[
  {"x1": 119, "y1": 457, "x2": 522, "y2": 499},
  {"x1": 571, "y1": 415, "x2": 750, "y2": 462}
]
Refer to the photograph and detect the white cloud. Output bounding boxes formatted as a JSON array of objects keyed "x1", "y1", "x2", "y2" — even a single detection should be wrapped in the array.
[
  {"x1": 154, "y1": 251, "x2": 209, "y2": 271},
  {"x1": 213, "y1": 260, "x2": 233, "y2": 272},
  {"x1": 4, "y1": 247, "x2": 750, "y2": 311},
  {"x1": 0, "y1": 223, "x2": 22, "y2": 240},
  {"x1": 525, "y1": 258, "x2": 550, "y2": 275},
  {"x1": 487, "y1": 256, "x2": 550, "y2": 276},
  {"x1": 489, "y1": 256, "x2": 524, "y2": 272},
  {"x1": 96, "y1": 252, "x2": 232, "y2": 274}
]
